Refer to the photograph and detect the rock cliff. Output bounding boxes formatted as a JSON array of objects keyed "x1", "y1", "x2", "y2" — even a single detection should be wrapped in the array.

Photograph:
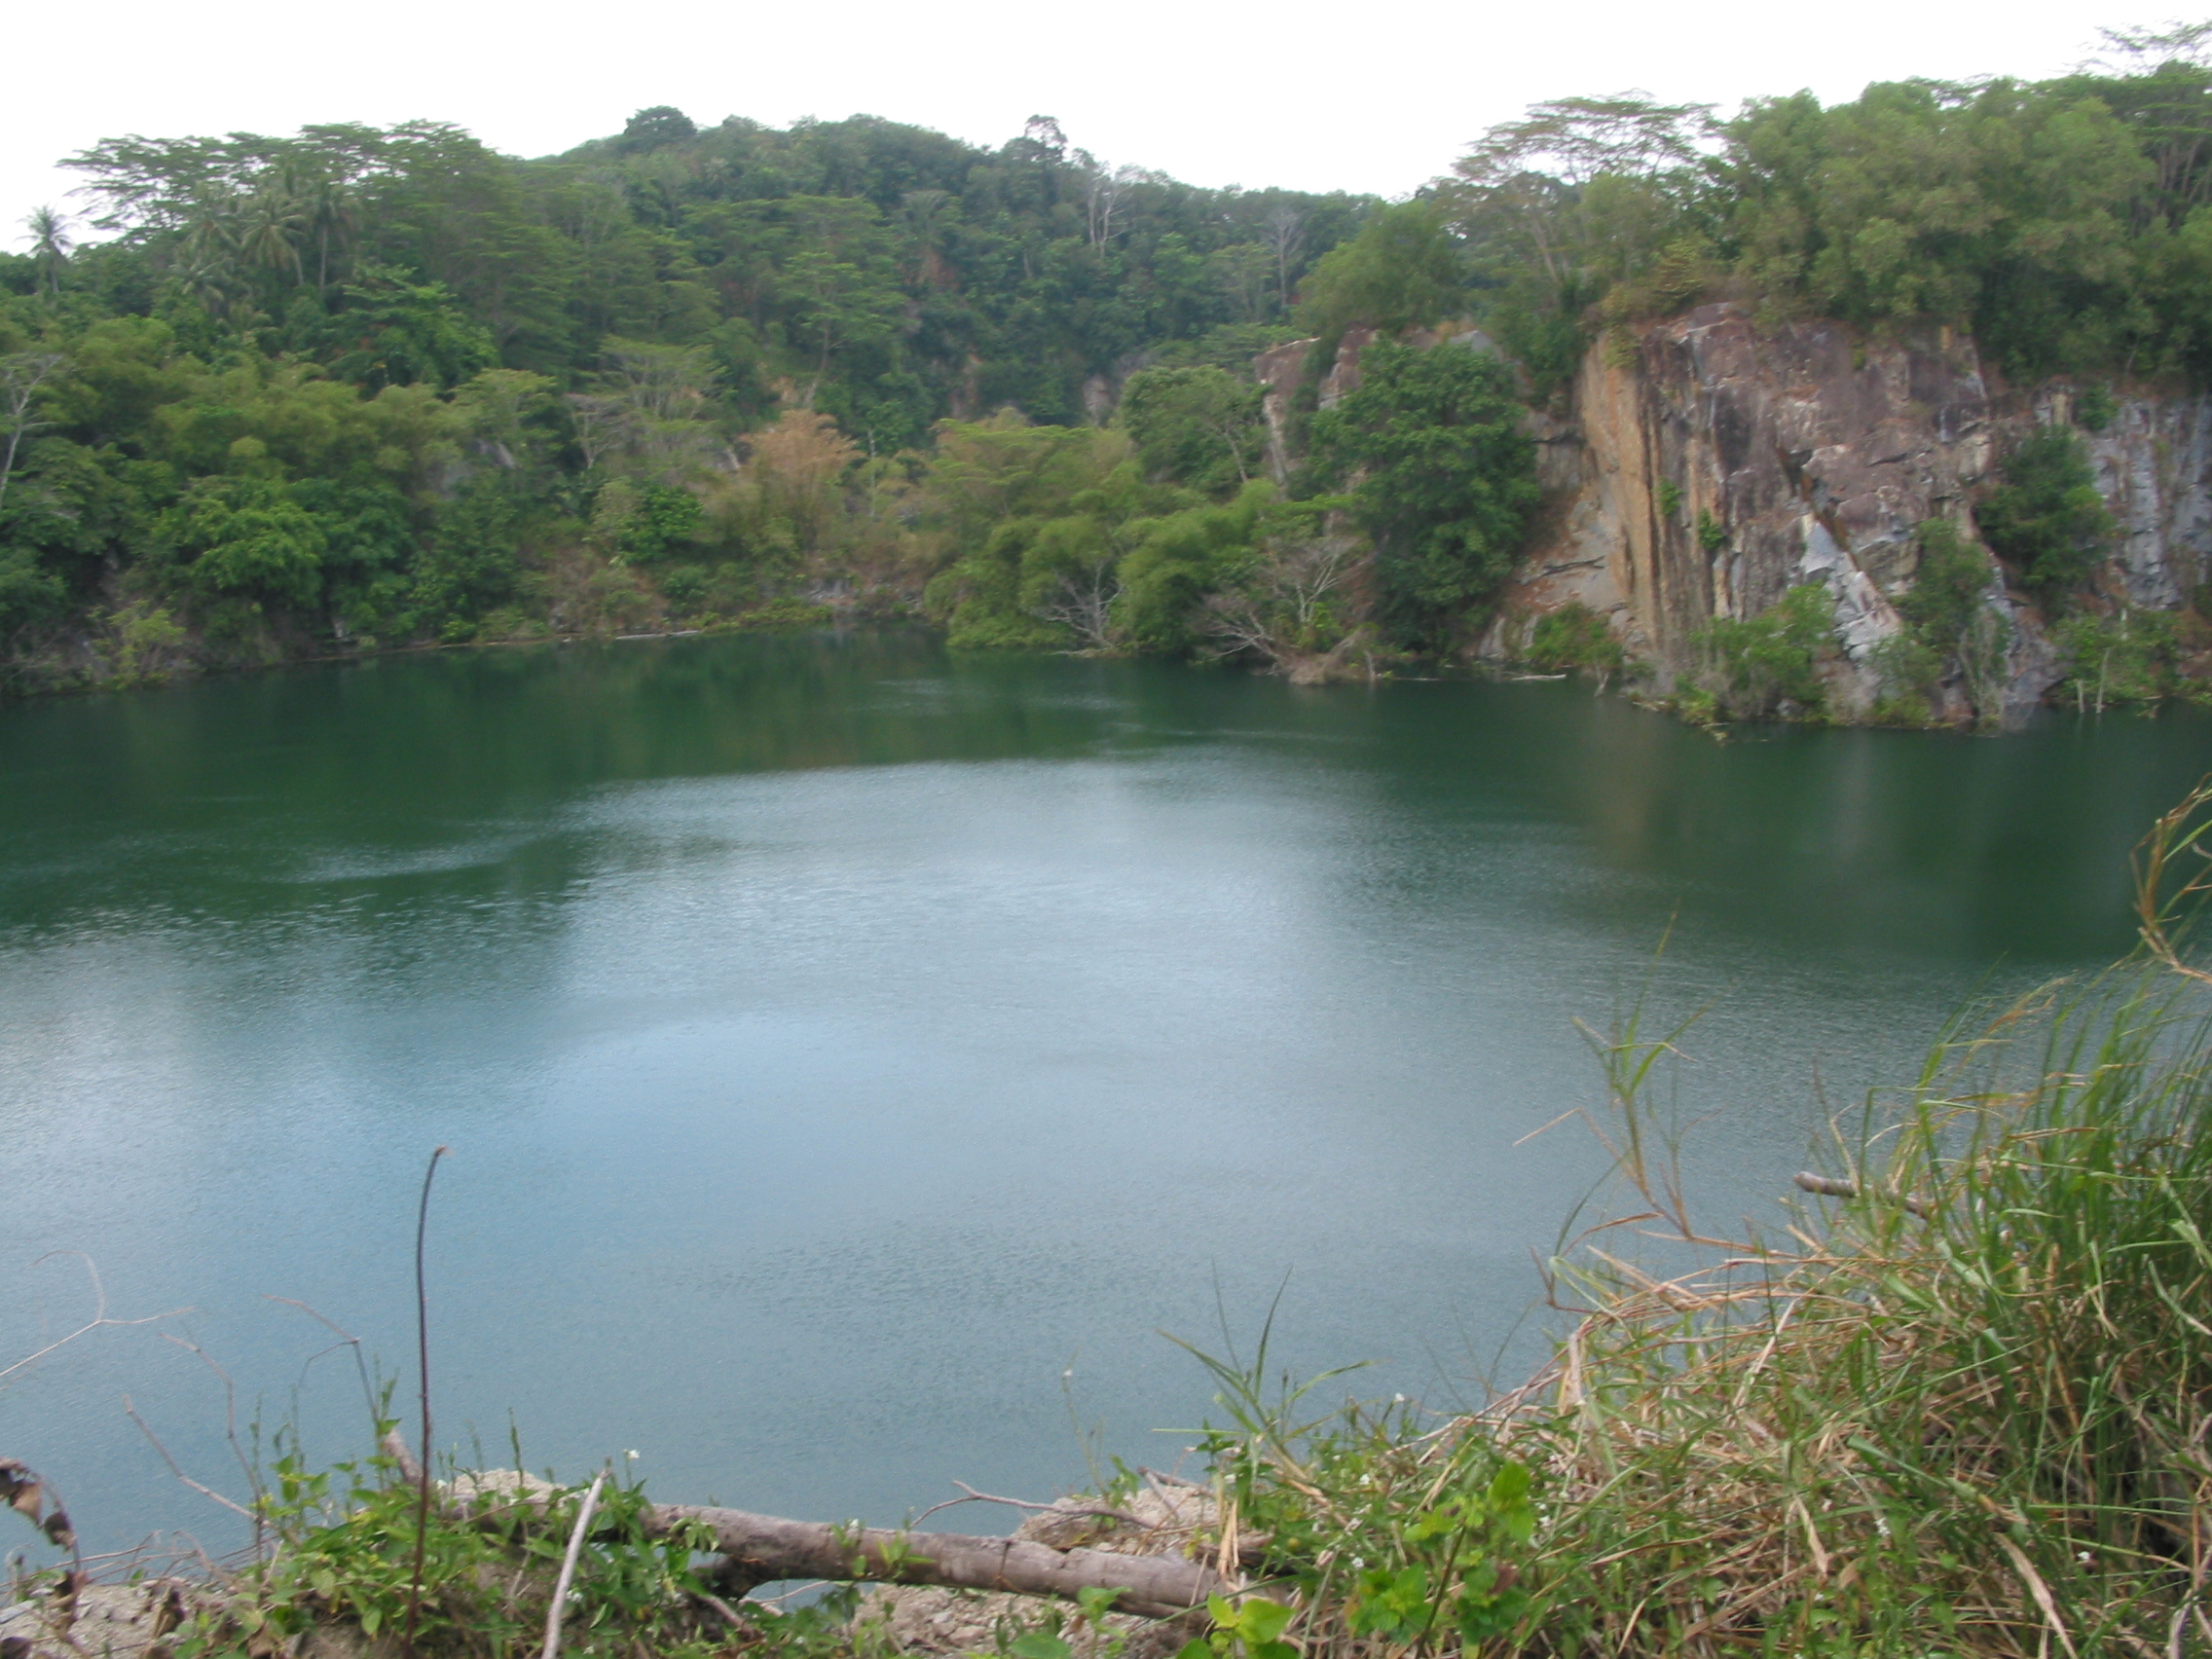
[
  {"x1": 1495, "y1": 303, "x2": 2210, "y2": 717},
  {"x1": 1259, "y1": 303, "x2": 2212, "y2": 719}
]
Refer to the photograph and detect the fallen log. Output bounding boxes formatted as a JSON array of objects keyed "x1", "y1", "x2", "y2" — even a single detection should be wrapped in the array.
[
  {"x1": 380, "y1": 1435, "x2": 1234, "y2": 1619},
  {"x1": 645, "y1": 1504, "x2": 1236, "y2": 1618}
]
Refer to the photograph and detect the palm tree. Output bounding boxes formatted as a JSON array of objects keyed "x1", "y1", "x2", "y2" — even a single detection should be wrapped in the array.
[
  {"x1": 238, "y1": 185, "x2": 306, "y2": 285},
  {"x1": 21, "y1": 206, "x2": 73, "y2": 300},
  {"x1": 296, "y1": 174, "x2": 355, "y2": 294}
]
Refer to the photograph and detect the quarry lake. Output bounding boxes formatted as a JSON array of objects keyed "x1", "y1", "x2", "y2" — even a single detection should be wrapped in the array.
[{"x1": 3, "y1": 628, "x2": 2208, "y2": 1554}]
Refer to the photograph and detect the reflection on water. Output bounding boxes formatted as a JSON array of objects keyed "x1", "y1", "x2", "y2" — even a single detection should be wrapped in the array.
[{"x1": 1, "y1": 629, "x2": 2205, "y2": 1552}]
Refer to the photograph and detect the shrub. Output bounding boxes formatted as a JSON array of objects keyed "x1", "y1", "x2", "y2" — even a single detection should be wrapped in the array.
[
  {"x1": 1976, "y1": 425, "x2": 2114, "y2": 600},
  {"x1": 163, "y1": 477, "x2": 327, "y2": 609},
  {"x1": 2053, "y1": 608, "x2": 2181, "y2": 710},
  {"x1": 1524, "y1": 601, "x2": 1625, "y2": 677},
  {"x1": 1690, "y1": 581, "x2": 1836, "y2": 719}
]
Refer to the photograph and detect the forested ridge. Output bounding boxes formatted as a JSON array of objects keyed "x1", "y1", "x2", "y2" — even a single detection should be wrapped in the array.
[{"x1": 8, "y1": 25, "x2": 2212, "y2": 699}]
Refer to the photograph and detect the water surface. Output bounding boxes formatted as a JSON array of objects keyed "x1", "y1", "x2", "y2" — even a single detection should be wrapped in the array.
[{"x1": 2, "y1": 631, "x2": 2204, "y2": 1553}]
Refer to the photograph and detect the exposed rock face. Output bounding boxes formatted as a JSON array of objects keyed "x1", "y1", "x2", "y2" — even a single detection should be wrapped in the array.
[
  {"x1": 1489, "y1": 303, "x2": 2212, "y2": 716},
  {"x1": 1257, "y1": 303, "x2": 2212, "y2": 718}
]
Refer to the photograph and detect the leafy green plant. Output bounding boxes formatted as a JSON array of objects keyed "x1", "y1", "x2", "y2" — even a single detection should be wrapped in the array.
[
  {"x1": 1689, "y1": 581, "x2": 1835, "y2": 719},
  {"x1": 2073, "y1": 383, "x2": 2118, "y2": 432},
  {"x1": 1524, "y1": 601, "x2": 1626, "y2": 679},
  {"x1": 1179, "y1": 1595, "x2": 1298, "y2": 1659},
  {"x1": 175, "y1": 1447, "x2": 726, "y2": 1659},
  {"x1": 1694, "y1": 508, "x2": 1726, "y2": 553},
  {"x1": 2053, "y1": 608, "x2": 2181, "y2": 711},
  {"x1": 1654, "y1": 480, "x2": 1681, "y2": 521},
  {"x1": 1975, "y1": 425, "x2": 2114, "y2": 600}
]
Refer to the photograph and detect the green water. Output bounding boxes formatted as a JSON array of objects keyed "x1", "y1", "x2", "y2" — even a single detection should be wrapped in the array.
[{"x1": 2, "y1": 630, "x2": 2205, "y2": 1552}]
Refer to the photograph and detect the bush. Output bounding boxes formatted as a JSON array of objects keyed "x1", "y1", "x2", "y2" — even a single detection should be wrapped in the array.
[
  {"x1": 163, "y1": 477, "x2": 328, "y2": 609},
  {"x1": 2053, "y1": 608, "x2": 2182, "y2": 710},
  {"x1": 1690, "y1": 581, "x2": 1836, "y2": 719},
  {"x1": 1524, "y1": 601, "x2": 1625, "y2": 677},
  {"x1": 1976, "y1": 425, "x2": 2114, "y2": 600}
]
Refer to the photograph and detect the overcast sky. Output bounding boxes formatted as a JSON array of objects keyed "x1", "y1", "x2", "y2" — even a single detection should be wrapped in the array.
[{"x1": 2, "y1": 0, "x2": 2180, "y2": 240}]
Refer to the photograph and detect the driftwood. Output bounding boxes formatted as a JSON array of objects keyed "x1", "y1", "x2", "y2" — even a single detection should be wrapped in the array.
[
  {"x1": 380, "y1": 1433, "x2": 1235, "y2": 1619},
  {"x1": 1793, "y1": 1171, "x2": 1932, "y2": 1218},
  {"x1": 646, "y1": 1505, "x2": 1236, "y2": 1618}
]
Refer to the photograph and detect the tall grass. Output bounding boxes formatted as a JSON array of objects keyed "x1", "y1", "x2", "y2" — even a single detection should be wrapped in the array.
[{"x1": 1197, "y1": 783, "x2": 2212, "y2": 1658}]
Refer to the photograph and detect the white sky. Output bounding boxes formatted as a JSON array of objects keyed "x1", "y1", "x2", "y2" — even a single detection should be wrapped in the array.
[{"x1": 1, "y1": 0, "x2": 2177, "y2": 242}]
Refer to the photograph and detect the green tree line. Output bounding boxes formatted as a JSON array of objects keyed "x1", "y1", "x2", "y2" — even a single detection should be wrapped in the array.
[{"x1": 8, "y1": 26, "x2": 2212, "y2": 694}]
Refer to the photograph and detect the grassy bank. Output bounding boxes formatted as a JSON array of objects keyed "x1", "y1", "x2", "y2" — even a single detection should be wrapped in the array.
[{"x1": 11, "y1": 792, "x2": 2212, "y2": 1657}]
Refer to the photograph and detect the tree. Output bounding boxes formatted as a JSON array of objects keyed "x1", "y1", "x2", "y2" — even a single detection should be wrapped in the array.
[
  {"x1": 164, "y1": 476, "x2": 327, "y2": 608},
  {"x1": 1264, "y1": 207, "x2": 1305, "y2": 312},
  {"x1": 1117, "y1": 366, "x2": 1266, "y2": 494},
  {"x1": 21, "y1": 207, "x2": 73, "y2": 299},
  {"x1": 1976, "y1": 425, "x2": 2116, "y2": 600},
  {"x1": 1307, "y1": 342, "x2": 1540, "y2": 642},
  {"x1": 1295, "y1": 203, "x2": 1467, "y2": 348},
  {"x1": 1445, "y1": 95, "x2": 1713, "y2": 311},
  {"x1": 614, "y1": 107, "x2": 698, "y2": 157},
  {"x1": 0, "y1": 352, "x2": 63, "y2": 515}
]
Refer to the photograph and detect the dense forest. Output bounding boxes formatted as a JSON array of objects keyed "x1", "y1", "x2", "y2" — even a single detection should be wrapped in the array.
[{"x1": 7, "y1": 25, "x2": 2212, "y2": 697}]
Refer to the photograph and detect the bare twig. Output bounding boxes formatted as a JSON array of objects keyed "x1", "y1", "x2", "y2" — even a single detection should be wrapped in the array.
[
  {"x1": 909, "y1": 1482, "x2": 1159, "y2": 1530},
  {"x1": 696, "y1": 1588, "x2": 750, "y2": 1629},
  {"x1": 402, "y1": 1146, "x2": 449, "y2": 1659},
  {"x1": 542, "y1": 1472, "x2": 605, "y2": 1659},
  {"x1": 123, "y1": 1397, "x2": 254, "y2": 1521},
  {"x1": 264, "y1": 1297, "x2": 380, "y2": 1429},
  {"x1": 157, "y1": 1333, "x2": 270, "y2": 1545},
  {"x1": 2, "y1": 1253, "x2": 190, "y2": 1382}
]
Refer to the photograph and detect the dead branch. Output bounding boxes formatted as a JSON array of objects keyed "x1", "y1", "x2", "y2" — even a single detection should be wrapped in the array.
[
  {"x1": 541, "y1": 1471, "x2": 605, "y2": 1659},
  {"x1": 1792, "y1": 1172, "x2": 1931, "y2": 1219},
  {"x1": 644, "y1": 1504, "x2": 1242, "y2": 1618},
  {"x1": 123, "y1": 1396, "x2": 254, "y2": 1522},
  {"x1": 2, "y1": 1253, "x2": 190, "y2": 1383},
  {"x1": 910, "y1": 1482, "x2": 1159, "y2": 1530}
]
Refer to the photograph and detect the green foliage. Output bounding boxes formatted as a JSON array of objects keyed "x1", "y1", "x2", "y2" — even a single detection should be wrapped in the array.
[
  {"x1": 163, "y1": 475, "x2": 327, "y2": 607},
  {"x1": 1874, "y1": 518, "x2": 2012, "y2": 724},
  {"x1": 0, "y1": 544, "x2": 66, "y2": 636},
  {"x1": 1895, "y1": 517, "x2": 1987, "y2": 643},
  {"x1": 1694, "y1": 508, "x2": 1726, "y2": 553},
  {"x1": 1975, "y1": 425, "x2": 2115, "y2": 599},
  {"x1": 1654, "y1": 480, "x2": 1680, "y2": 520},
  {"x1": 174, "y1": 1440, "x2": 728, "y2": 1659},
  {"x1": 2053, "y1": 608, "x2": 2187, "y2": 708},
  {"x1": 1114, "y1": 485, "x2": 1275, "y2": 654},
  {"x1": 1161, "y1": 1305, "x2": 1538, "y2": 1659},
  {"x1": 1308, "y1": 343, "x2": 1539, "y2": 644},
  {"x1": 108, "y1": 601, "x2": 188, "y2": 685},
  {"x1": 1117, "y1": 366, "x2": 1266, "y2": 496},
  {"x1": 1295, "y1": 203, "x2": 1467, "y2": 351},
  {"x1": 1524, "y1": 601, "x2": 1626, "y2": 677},
  {"x1": 1691, "y1": 581, "x2": 1836, "y2": 719},
  {"x1": 593, "y1": 480, "x2": 703, "y2": 562},
  {"x1": 2074, "y1": 382, "x2": 2119, "y2": 431}
]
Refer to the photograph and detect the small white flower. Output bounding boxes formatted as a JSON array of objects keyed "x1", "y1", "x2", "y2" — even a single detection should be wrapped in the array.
[{"x1": 624, "y1": 1450, "x2": 640, "y2": 1461}]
